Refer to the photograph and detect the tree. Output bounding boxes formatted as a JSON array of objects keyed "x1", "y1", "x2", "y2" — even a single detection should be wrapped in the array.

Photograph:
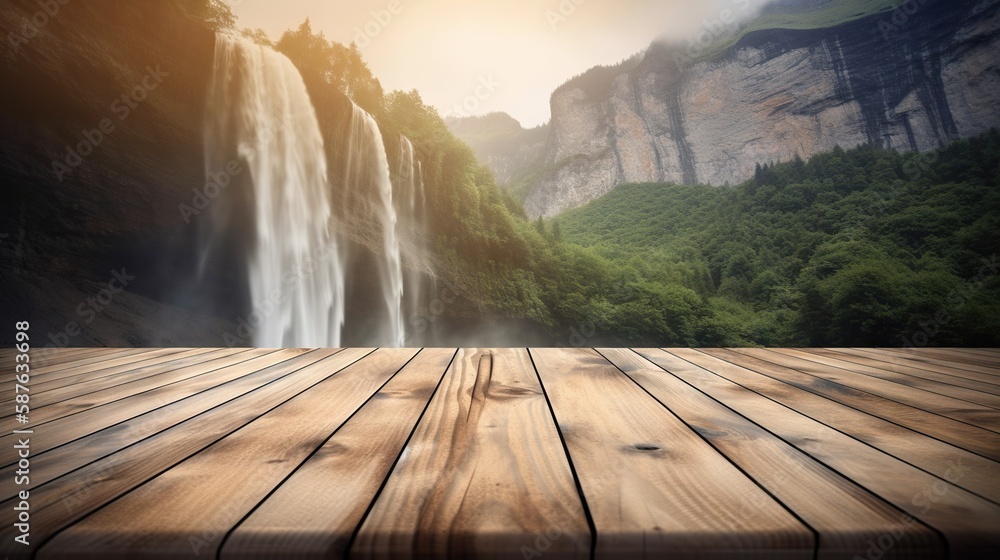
[
  {"x1": 241, "y1": 28, "x2": 272, "y2": 46},
  {"x1": 177, "y1": 0, "x2": 237, "y2": 31}
]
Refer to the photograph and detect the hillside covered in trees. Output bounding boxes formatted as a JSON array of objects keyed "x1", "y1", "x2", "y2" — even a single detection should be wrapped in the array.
[{"x1": 555, "y1": 134, "x2": 1000, "y2": 347}]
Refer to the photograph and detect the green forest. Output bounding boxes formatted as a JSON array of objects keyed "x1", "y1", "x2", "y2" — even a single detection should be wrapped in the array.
[
  {"x1": 556, "y1": 138, "x2": 1000, "y2": 347},
  {"x1": 195, "y1": 1, "x2": 1000, "y2": 348}
]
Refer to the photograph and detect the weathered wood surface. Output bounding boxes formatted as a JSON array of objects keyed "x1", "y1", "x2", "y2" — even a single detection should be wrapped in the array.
[{"x1": 1, "y1": 348, "x2": 996, "y2": 559}]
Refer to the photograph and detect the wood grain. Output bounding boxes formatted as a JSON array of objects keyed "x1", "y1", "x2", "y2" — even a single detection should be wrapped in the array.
[
  {"x1": 531, "y1": 348, "x2": 812, "y2": 559},
  {"x1": 0, "y1": 348, "x2": 259, "y2": 428},
  {"x1": 0, "y1": 349, "x2": 340, "y2": 502},
  {"x1": 0, "y1": 347, "x2": 995, "y2": 560},
  {"x1": 0, "y1": 348, "x2": 225, "y2": 405},
  {"x1": 598, "y1": 348, "x2": 942, "y2": 560},
  {"x1": 222, "y1": 348, "x2": 458, "y2": 560},
  {"x1": 638, "y1": 348, "x2": 1000, "y2": 559},
  {"x1": 838, "y1": 348, "x2": 1000, "y2": 382},
  {"x1": 692, "y1": 349, "x2": 1000, "y2": 503},
  {"x1": 38, "y1": 348, "x2": 418, "y2": 560},
  {"x1": 775, "y1": 348, "x2": 1000, "y2": 409},
  {"x1": 873, "y1": 348, "x2": 1000, "y2": 376},
  {"x1": 819, "y1": 349, "x2": 1000, "y2": 392},
  {"x1": 352, "y1": 348, "x2": 591, "y2": 560},
  {"x1": 0, "y1": 349, "x2": 373, "y2": 560},
  {"x1": 715, "y1": 349, "x2": 1000, "y2": 462},
  {"x1": 738, "y1": 348, "x2": 1000, "y2": 433},
  {"x1": 25, "y1": 348, "x2": 155, "y2": 377},
  {"x1": 0, "y1": 349, "x2": 282, "y2": 470}
]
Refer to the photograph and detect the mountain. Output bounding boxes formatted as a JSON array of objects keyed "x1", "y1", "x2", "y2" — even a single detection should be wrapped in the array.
[
  {"x1": 445, "y1": 112, "x2": 549, "y2": 199},
  {"x1": 522, "y1": 0, "x2": 1000, "y2": 217}
]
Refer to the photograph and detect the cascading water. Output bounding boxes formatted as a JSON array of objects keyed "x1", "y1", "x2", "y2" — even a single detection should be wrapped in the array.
[
  {"x1": 396, "y1": 136, "x2": 435, "y2": 344},
  {"x1": 204, "y1": 34, "x2": 345, "y2": 347},
  {"x1": 342, "y1": 103, "x2": 405, "y2": 347}
]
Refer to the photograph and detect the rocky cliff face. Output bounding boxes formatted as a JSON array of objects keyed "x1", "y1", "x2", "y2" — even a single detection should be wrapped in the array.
[
  {"x1": 0, "y1": 0, "x2": 230, "y2": 346},
  {"x1": 525, "y1": 0, "x2": 1000, "y2": 217}
]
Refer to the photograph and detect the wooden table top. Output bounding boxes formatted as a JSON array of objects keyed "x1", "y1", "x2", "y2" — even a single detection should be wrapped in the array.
[{"x1": 1, "y1": 347, "x2": 998, "y2": 559}]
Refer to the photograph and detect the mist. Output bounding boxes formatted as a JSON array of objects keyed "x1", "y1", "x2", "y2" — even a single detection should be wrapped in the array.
[{"x1": 231, "y1": 0, "x2": 775, "y2": 127}]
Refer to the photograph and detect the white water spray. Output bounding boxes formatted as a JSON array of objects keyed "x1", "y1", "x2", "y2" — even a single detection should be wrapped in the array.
[
  {"x1": 396, "y1": 135, "x2": 434, "y2": 343},
  {"x1": 204, "y1": 34, "x2": 345, "y2": 347},
  {"x1": 344, "y1": 103, "x2": 405, "y2": 346}
]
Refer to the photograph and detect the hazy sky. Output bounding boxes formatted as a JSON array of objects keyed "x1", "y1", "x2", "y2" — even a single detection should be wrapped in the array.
[{"x1": 229, "y1": 0, "x2": 771, "y2": 127}]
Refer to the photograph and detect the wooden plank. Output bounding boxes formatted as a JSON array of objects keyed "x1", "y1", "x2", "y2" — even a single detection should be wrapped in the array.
[
  {"x1": 739, "y1": 349, "x2": 1000, "y2": 433},
  {"x1": 825, "y1": 349, "x2": 1000, "y2": 389},
  {"x1": 2, "y1": 349, "x2": 132, "y2": 379},
  {"x1": 38, "y1": 348, "x2": 420, "y2": 560},
  {"x1": 25, "y1": 348, "x2": 155, "y2": 377},
  {"x1": 22, "y1": 349, "x2": 200, "y2": 389},
  {"x1": 849, "y1": 347, "x2": 1000, "y2": 375},
  {"x1": 776, "y1": 349, "x2": 1000, "y2": 409},
  {"x1": 222, "y1": 349, "x2": 459, "y2": 559},
  {"x1": 350, "y1": 348, "x2": 591, "y2": 560},
  {"x1": 717, "y1": 349, "x2": 1000, "y2": 462},
  {"x1": 938, "y1": 349, "x2": 1000, "y2": 360},
  {"x1": 637, "y1": 348, "x2": 1000, "y2": 559},
  {"x1": 691, "y1": 349, "x2": 1000, "y2": 503},
  {"x1": 0, "y1": 349, "x2": 284, "y2": 470},
  {"x1": 2, "y1": 348, "x2": 232, "y2": 406},
  {"x1": 599, "y1": 348, "x2": 942, "y2": 560},
  {"x1": 867, "y1": 348, "x2": 1000, "y2": 377},
  {"x1": 909, "y1": 349, "x2": 1000, "y2": 369},
  {"x1": 10, "y1": 348, "x2": 110, "y2": 370},
  {"x1": 1, "y1": 349, "x2": 257, "y2": 428},
  {"x1": 221, "y1": 348, "x2": 454, "y2": 559},
  {"x1": 530, "y1": 348, "x2": 812, "y2": 559},
  {"x1": 0, "y1": 348, "x2": 220, "y2": 403},
  {"x1": 4, "y1": 347, "x2": 173, "y2": 386},
  {"x1": 6, "y1": 348, "x2": 222, "y2": 398},
  {"x1": 2, "y1": 348, "x2": 118, "y2": 372},
  {"x1": 0, "y1": 349, "x2": 338, "y2": 502},
  {"x1": 0, "y1": 348, "x2": 375, "y2": 560}
]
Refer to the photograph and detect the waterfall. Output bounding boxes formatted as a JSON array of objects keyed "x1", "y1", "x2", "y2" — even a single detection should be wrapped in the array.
[
  {"x1": 204, "y1": 34, "x2": 345, "y2": 347},
  {"x1": 396, "y1": 136, "x2": 434, "y2": 345},
  {"x1": 342, "y1": 103, "x2": 405, "y2": 347}
]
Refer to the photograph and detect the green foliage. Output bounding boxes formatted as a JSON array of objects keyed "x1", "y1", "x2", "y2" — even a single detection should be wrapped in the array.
[
  {"x1": 275, "y1": 20, "x2": 385, "y2": 116},
  {"x1": 558, "y1": 131, "x2": 1000, "y2": 347}
]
